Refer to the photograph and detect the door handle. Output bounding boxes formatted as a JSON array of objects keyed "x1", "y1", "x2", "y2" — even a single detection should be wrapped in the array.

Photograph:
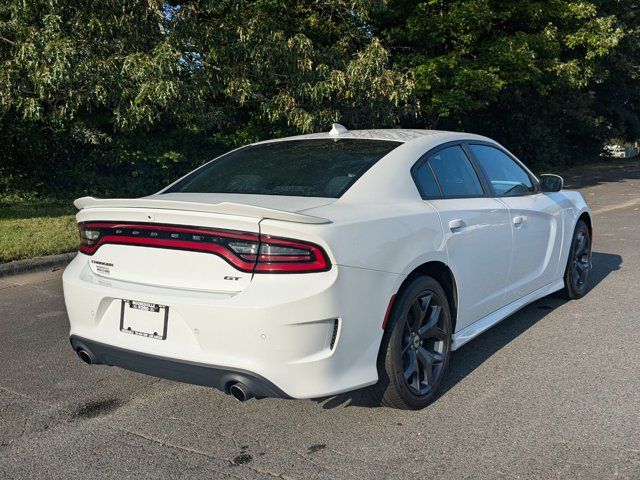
[
  {"x1": 513, "y1": 216, "x2": 526, "y2": 227},
  {"x1": 449, "y1": 219, "x2": 466, "y2": 232}
]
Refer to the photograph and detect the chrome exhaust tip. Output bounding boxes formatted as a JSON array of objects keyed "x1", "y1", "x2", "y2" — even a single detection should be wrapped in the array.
[
  {"x1": 77, "y1": 349, "x2": 94, "y2": 365},
  {"x1": 229, "y1": 382, "x2": 253, "y2": 402}
]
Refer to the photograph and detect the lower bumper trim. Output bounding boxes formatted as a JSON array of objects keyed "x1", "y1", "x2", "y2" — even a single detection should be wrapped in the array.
[{"x1": 70, "y1": 335, "x2": 290, "y2": 399}]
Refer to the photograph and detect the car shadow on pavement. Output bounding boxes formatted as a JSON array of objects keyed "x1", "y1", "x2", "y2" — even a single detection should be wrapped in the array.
[{"x1": 313, "y1": 251, "x2": 622, "y2": 410}]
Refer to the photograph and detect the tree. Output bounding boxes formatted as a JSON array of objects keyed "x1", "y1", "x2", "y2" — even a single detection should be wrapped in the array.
[
  {"x1": 371, "y1": 0, "x2": 639, "y2": 168},
  {"x1": 0, "y1": 0, "x2": 413, "y2": 197},
  {"x1": 0, "y1": 1, "x2": 638, "y2": 198}
]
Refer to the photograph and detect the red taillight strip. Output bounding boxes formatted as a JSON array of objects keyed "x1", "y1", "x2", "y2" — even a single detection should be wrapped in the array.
[
  {"x1": 253, "y1": 235, "x2": 330, "y2": 273},
  {"x1": 80, "y1": 235, "x2": 256, "y2": 272},
  {"x1": 257, "y1": 255, "x2": 311, "y2": 262},
  {"x1": 84, "y1": 222, "x2": 258, "y2": 241},
  {"x1": 78, "y1": 222, "x2": 331, "y2": 274}
]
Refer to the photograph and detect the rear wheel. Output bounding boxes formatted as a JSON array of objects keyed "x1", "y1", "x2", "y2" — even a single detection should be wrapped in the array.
[
  {"x1": 371, "y1": 276, "x2": 452, "y2": 409},
  {"x1": 562, "y1": 219, "x2": 592, "y2": 299}
]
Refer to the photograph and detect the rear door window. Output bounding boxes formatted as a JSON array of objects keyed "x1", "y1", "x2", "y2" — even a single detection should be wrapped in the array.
[
  {"x1": 423, "y1": 146, "x2": 484, "y2": 198},
  {"x1": 414, "y1": 162, "x2": 442, "y2": 198},
  {"x1": 165, "y1": 139, "x2": 402, "y2": 198}
]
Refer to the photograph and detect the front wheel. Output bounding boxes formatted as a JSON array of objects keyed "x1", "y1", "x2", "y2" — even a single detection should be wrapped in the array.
[
  {"x1": 562, "y1": 219, "x2": 592, "y2": 299},
  {"x1": 371, "y1": 275, "x2": 452, "y2": 409}
]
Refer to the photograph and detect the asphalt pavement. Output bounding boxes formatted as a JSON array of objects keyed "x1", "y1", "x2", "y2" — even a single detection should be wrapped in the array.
[{"x1": 1, "y1": 164, "x2": 639, "y2": 479}]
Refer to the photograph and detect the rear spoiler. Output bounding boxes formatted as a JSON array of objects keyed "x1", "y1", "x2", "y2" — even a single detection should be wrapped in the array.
[{"x1": 74, "y1": 196, "x2": 331, "y2": 225}]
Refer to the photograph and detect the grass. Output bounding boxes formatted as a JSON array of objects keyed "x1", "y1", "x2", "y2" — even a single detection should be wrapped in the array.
[{"x1": 0, "y1": 200, "x2": 77, "y2": 263}]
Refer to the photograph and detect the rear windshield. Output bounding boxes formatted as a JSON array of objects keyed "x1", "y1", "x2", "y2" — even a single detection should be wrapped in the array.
[{"x1": 164, "y1": 139, "x2": 401, "y2": 198}]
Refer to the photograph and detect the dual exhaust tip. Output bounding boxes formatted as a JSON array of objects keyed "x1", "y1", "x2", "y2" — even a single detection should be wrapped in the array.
[
  {"x1": 228, "y1": 382, "x2": 253, "y2": 402},
  {"x1": 77, "y1": 348, "x2": 95, "y2": 365},
  {"x1": 76, "y1": 348, "x2": 254, "y2": 402}
]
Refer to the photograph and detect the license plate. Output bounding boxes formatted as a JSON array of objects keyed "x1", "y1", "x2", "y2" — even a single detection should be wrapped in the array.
[{"x1": 120, "y1": 300, "x2": 168, "y2": 340}]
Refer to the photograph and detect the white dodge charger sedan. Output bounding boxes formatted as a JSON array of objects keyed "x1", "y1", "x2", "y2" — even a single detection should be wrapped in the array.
[{"x1": 63, "y1": 125, "x2": 592, "y2": 409}]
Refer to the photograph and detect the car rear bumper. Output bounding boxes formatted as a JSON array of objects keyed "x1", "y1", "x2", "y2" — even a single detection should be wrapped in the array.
[
  {"x1": 63, "y1": 253, "x2": 402, "y2": 399},
  {"x1": 70, "y1": 335, "x2": 290, "y2": 398}
]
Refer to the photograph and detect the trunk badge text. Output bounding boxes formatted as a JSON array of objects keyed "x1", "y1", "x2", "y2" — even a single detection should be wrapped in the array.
[{"x1": 91, "y1": 259, "x2": 113, "y2": 275}]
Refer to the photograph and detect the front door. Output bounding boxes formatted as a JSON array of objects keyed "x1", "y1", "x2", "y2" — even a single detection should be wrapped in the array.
[
  {"x1": 466, "y1": 144, "x2": 563, "y2": 303},
  {"x1": 498, "y1": 194, "x2": 563, "y2": 301}
]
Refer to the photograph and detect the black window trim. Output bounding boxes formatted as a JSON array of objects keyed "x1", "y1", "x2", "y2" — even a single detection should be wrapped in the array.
[
  {"x1": 464, "y1": 141, "x2": 540, "y2": 197},
  {"x1": 410, "y1": 141, "x2": 492, "y2": 200}
]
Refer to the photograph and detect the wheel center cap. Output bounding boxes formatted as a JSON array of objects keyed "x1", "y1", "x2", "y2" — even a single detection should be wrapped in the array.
[{"x1": 412, "y1": 334, "x2": 420, "y2": 349}]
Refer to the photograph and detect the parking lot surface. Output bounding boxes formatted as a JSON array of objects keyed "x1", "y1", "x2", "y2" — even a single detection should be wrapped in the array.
[{"x1": 1, "y1": 164, "x2": 639, "y2": 479}]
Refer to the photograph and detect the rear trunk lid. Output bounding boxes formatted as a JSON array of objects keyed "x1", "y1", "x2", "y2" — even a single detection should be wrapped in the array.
[{"x1": 75, "y1": 195, "x2": 331, "y2": 293}]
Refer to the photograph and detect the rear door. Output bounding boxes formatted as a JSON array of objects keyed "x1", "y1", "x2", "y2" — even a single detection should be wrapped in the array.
[
  {"x1": 467, "y1": 143, "x2": 563, "y2": 303},
  {"x1": 413, "y1": 144, "x2": 512, "y2": 331}
]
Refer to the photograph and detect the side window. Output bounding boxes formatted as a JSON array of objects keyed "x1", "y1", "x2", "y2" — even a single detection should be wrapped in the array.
[
  {"x1": 427, "y1": 146, "x2": 484, "y2": 197},
  {"x1": 468, "y1": 144, "x2": 535, "y2": 197},
  {"x1": 414, "y1": 162, "x2": 441, "y2": 198}
]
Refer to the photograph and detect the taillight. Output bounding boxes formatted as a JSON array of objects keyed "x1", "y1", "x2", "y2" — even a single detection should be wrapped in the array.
[
  {"x1": 78, "y1": 226, "x2": 101, "y2": 250},
  {"x1": 77, "y1": 222, "x2": 330, "y2": 273},
  {"x1": 254, "y1": 235, "x2": 329, "y2": 273}
]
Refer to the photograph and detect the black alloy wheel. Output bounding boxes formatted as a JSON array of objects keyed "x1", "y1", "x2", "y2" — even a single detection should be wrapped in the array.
[
  {"x1": 563, "y1": 219, "x2": 592, "y2": 299},
  {"x1": 401, "y1": 292, "x2": 447, "y2": 395},
  {"x1": 372, "y1": 275, "x2": 452, "y2": 409}
]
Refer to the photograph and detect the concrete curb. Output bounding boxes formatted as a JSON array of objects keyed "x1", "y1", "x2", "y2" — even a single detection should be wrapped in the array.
[{"x1": 0, "y1": 252, "x2": 77, "y2": 278}]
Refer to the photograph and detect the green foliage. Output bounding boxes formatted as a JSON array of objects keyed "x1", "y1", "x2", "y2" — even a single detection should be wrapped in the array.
[
  {"x1": 372, "y1": 0, "x2": 638, "y2": 169},
  {"x1": 0, "y1": 0, "x2": 638, "y2": 198}
]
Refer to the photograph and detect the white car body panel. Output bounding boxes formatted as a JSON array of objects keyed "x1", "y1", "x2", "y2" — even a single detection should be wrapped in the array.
[
  {"x1": 63, "y1": 128, "x2": 591, "y2": 399},
  {"x1": 498, "y1": 193, "x2": 564, "y2": 302},
  {"x1": 64, "y1": 254, "x2": 399, "y2": 398}
]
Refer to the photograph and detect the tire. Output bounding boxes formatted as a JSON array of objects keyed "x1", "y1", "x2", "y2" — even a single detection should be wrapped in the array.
[
  {"x1": 561, "y1": 219, "x2": 592, "y2": 299},
  {"x1": 371, "y1": 275, "x2": 452, "y2": 409}
]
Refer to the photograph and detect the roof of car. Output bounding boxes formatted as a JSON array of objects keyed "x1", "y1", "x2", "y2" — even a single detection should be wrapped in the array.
[{"x1": 255, "y1": 128, "x2": 450, "y2": 144}]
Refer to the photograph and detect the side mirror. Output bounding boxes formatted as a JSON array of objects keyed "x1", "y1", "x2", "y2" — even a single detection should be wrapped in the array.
[{"x1": 539, "y1": 174, "x2": 563, "y2": 193}]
